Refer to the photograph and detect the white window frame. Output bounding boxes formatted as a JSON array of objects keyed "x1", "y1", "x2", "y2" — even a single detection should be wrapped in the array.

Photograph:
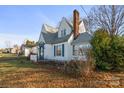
[
  {"x1": 61, "y1": 29, "x2": 66, "y2": 37},
  {"x1": 73, "y1": 45, "x2": 88, "y2": 56},
  {"x1": 55, "y1": 45, "x2": 62, "y2": 56},
  {"x1": 73, "y1": 45, "x2": 78, "y2": 56}
]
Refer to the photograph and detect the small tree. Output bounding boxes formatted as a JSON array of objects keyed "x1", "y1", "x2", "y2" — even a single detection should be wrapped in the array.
[
  {"x1": 25, "y1": 40, "x2": 36, "y2": 47},
  {"x1": 91, "y1": 29, "x2": 112, "y2": 70},
  {"x1": 110, "y1": 36, "x2": 124, "y2": 70},
  {"x1": 91, "y1": 28, "x2": 124, "y2": 71}
]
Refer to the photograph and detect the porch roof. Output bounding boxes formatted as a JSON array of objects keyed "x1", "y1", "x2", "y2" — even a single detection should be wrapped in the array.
[{"x1": 71, "y1": 32, "x2": 92, "y2": 45}]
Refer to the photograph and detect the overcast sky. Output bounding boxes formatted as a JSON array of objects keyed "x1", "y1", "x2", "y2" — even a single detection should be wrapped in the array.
[{"x1": 0, "y1": 5, "x2": 93, "y2": 48}]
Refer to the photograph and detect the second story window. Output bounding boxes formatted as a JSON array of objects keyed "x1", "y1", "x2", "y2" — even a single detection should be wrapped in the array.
[{"x1": 61, "y1": 29, "x2": 66, "y2": 37}]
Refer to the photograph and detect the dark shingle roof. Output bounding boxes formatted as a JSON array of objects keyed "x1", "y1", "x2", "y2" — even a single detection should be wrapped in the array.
[
  {"x1": 71, "y1": 32, "x2": 92, "y2": 45},
  {"x1": 41, "y1": 18, "x2": 89, "y2": 45},
  {"x1": 42, "y1": 32, "x2": 72, "y2": 44}
]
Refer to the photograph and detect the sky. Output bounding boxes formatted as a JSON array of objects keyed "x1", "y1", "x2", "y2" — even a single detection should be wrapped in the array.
[{"x1": 0, "y1": 5, "x2": 93, "y2": 48}]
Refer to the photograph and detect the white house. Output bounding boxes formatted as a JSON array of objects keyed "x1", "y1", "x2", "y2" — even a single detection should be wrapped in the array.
[
  {"x1": 24, "y1": 47, "x2": 32, "y2": 57},
  {"x1": 38, "y1": 10, "x2": 92, "y2": 61},
  {"x1": 11, "y1": 45, "x2": 20, "y2": 54},
  {"x1": 21, "y1": 44, "x2": 33, "y2": 57},
  {"x1": 30, "y1": 46, "x2": 38, "y2": 62}
]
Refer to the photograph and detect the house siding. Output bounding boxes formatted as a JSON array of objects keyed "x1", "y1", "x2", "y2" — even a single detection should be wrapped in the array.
[
  {"x1": 37, "y1": 10, "x2": 92, "y2": 62},
  {"x1": 43, "y1": 42, "x2": 73, "y2": 61},
  {"x1": 72, "y1": 42, "x2": 91, "y2": 60},
  {"x1": 58, "y1": 18, "x2": 72, "y2": 38},
  {"x1": 44, "y1": 44, "x2": 53, "y2": 60},
  {"x1": 79, "y1": 21, "x2": 86, "y2": 33}
]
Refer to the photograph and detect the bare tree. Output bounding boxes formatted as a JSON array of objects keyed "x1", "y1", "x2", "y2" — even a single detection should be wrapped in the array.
[
  {"x1": 87, "y1": 5, "x2": 124, "y2": 36},
  {"x1": 83, "y1": 16, "x2": 94, "y2": 34}
]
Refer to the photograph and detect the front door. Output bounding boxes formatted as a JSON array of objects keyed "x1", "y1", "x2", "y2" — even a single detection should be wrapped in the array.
[{"x1": 39, "y1": 45, "x2": 44, "y2": 60}]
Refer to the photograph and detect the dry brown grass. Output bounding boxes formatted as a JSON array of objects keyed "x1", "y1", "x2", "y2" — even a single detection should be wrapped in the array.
[{"x1": 0, "y1": 59, "x2": 124, "y2": 88}]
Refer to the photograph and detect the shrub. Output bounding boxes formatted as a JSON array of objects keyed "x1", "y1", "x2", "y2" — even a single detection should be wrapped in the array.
[
  {"x1": 64, "y1": 50, "x2": 94, "y2": 78},
  {"x1": 110, "y1": 36, "x2": 124, "y2": 70},
  {"x1": 91, "y1": 29, "x2": 124, "y2": 71},
  {"x1": 64, "y1": 61, "x2": 82, "y2": 77}
]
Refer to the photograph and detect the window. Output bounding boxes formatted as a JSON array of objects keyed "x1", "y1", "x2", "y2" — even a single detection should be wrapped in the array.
[
  {"x1": 73, "y1": 45, "x2": 87, "y2": 56},
  {"x1": 73, "y1": 45, "x2": 78, "y2": 56},
  {"x1": 64, "y1": 29, "x2": 66, "y2": 36},
  {"x1": 78, "y1": 48, "x2": 83, "y2": 56},
  {"x1": 40, "y1": 47, "x2": 43, "y2": 56},
  {"x1": 54, "y1": 44, "x2": 64, "y2": 56},
  {"x1": 61, "y1": 29, "x2": 66, "y2": 37},
  {"x1": 56, "y1": 45, "x2": 61, "y2": 56}
]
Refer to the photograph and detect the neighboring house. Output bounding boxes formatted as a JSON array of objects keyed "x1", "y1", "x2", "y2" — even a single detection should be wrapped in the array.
[
  {"x1": 21, "y1": 42, "x2": 37, "y2": 57},
  {"x1": 30, "y1": 46, "x2": 38, "y2": 62},
  {"x1": 31, "y1": 46, "x2": 38, "y2": 54},
  {"x1": 11, "y1": 45, "x2": 20, "y2": 54},
  {"x1": 38, "y1": 10, "x2": 92, "y2": 61},
  {"x1": 0, "y1": 49, "x2": 3, "y2": 54},
  {"x1": 20, "y1": 44, "x2": 32, "y2": 57},
  {"x1": 24, "y1": 46, "x2": 32, "y2": 57},
  {"x1": 2, "y1": 48, "x2": 12, "y2": 53}
]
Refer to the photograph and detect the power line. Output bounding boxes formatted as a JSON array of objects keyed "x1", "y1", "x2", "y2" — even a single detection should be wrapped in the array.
[
  {"x1": 80, "y1": 5, "x2": 93, "y2": 34},
  {"x1": 80, "y1": 5, "x2": 88, "y2": 17}
]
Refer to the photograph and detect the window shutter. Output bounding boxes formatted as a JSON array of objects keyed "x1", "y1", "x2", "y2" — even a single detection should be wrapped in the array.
[
  {"x1": 62, "y1": 44, "x2": 64, "y2": 57},
  {"x1": 64, "y1": 29, "x2": 66, "y2": 36},
  {"x1": 73, "y1": 45, "x2": 75, "y2": 55},
  {"x1": 54, "y1": 46, "x2": 55, "y2": 56}
]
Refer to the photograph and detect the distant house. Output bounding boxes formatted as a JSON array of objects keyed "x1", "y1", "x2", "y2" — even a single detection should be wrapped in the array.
[
  {"x1": 30, "y1": 46, "x2": 38, "y2": 62},
  {"x1": 2, "y1": 48, "x2": 12, "y2": 53},
  {"x1": 23, "y1": 46, "x2": 32, "y2": 57},
  {"x1": 20, "y1": 44, "x2": 31, "y2": 57},
  {"x1": 0, "y1": 49, "x2": 3, "y2": 54},
  {"x1": 11, "y1": 45, "x2": 20, "y2": 54},
  {"x1": 37, "y1": 10, "x2": 92, "y2": 62},
  {"x1": 21, "y1": 42, "x2": 37, "y2": 57}
]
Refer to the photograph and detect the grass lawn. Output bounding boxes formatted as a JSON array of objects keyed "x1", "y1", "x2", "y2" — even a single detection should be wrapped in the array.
[
  {"x1": 0, "y1": 53, "x2": 25, "y2": 61},
  {"x1": 0, "y1": 53, "x2": 17, "y2": 58},
  {"x1": 0, "y1": 59, "x2": 77, "y2": 88},
  {"x1": 0, "y1": 57, "x2": 124, "y2": 88}
]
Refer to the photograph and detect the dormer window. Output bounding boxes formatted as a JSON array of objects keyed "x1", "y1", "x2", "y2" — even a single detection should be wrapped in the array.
[{"x1": 61, "y1": 29, "x2": 66, "y2": 37}]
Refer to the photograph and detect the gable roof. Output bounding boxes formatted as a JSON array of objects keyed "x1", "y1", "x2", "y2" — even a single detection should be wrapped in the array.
[
  {"x1": 40, "y1": 17, "x2": 88, "y2": 44},
  {"x1": 40, "y1": 18, "x2": 74, "y2": 44},
  {"x1": 61, "y1": 17, "x2": 83, "y2": 29},
  {"x1": 43, "y1": 24, "x2": 58, "y2": 33},
  {"x1": 42, "y1": 32, "x2": 72, "y2": 44},
  {"x1": 64, "y1": 18, "x2": 73, "y2": 29},
  {"x1": 71, "y1": 32, "x2": 92, "y2": 45},
  {"x1": 42, "y1": 32, "x2": 58, "y2": 44},
  {"x1": 57, "y1": 17, "x2": 73, "y2": 31}
]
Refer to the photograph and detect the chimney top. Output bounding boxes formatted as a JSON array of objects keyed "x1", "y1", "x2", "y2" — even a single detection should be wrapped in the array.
[
  {"x1": 73, "y1": 9, "x2": 80, "y2": 39},
  {"x1": 74, "y1": 9, "x2": 79, "y2": 13}
]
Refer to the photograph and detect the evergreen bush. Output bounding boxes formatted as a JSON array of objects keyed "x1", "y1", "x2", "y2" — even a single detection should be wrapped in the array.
[{"x1": 91, "y1": 29, "x2": 124, "y2": 71}]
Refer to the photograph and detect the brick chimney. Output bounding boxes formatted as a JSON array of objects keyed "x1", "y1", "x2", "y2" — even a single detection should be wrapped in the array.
[{"x1": 73, "y1": 9, "x2": 79, "y2": 39}]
